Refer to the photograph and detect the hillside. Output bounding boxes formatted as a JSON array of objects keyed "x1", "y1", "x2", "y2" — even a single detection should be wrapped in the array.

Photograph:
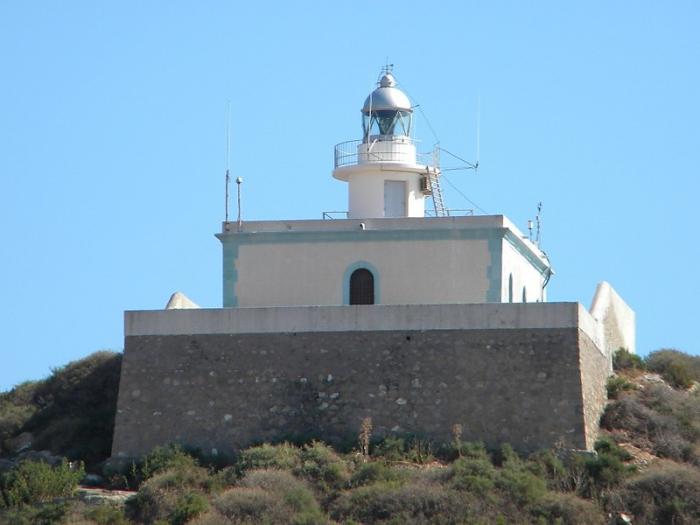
[{"x1": 1, "y1": 348, "x2": 700, "y2": 524}]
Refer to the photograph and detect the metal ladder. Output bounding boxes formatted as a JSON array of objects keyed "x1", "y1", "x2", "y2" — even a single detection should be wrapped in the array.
[
  {"x1": 428, "y1": 171, "x2": 446, "y2": 216},
  {"x1": 429, "y1": 147, "x2": 448, "y2": 216}
]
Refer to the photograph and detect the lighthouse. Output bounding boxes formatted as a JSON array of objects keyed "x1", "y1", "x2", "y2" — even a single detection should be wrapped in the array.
[
  {"x1": 213, "y1": 66, "x2": 554, "y2": 307},
  {"x1": 332, "y1": 68, "x2": 438, "y2": 219},
  {"x1": 112, "y1": 65, "x2": 636, "y2": 461}
]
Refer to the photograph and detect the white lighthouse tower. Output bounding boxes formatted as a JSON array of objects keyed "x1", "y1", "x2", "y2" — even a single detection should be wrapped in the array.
[{"x1": 332, "y1": 67, "x2": 440, "y2": 219}]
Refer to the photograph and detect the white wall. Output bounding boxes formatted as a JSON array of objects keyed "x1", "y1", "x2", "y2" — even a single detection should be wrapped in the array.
[
  {"x1": 501, "y1": 240, "x2": 548, "y2": 303},
  {"x1": 233, "y1": 237, "x2": 492, "y2": 307},
  {"x1": 348, "y1": 169, "x2": 424, "y2": 219},
  {"x1": 590, "y1": 281, "x2": 636, "y2": 355}
]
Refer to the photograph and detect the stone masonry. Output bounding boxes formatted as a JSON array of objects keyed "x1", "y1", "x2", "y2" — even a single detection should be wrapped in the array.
[{"x1": 112, "y1": 305, "x2": 610, "y2": 458}]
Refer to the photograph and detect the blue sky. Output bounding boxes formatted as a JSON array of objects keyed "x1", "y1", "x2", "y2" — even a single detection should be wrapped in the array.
[{"x1": 1, "y1": 1, "x2": 697, "y2": 390}]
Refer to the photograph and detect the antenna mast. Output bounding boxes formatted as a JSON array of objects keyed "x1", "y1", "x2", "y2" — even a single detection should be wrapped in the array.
[
  {"x1": 475, "y1": 95, "x2": 480, "y2": 171},
  {"x1": 535, "y1": 202, "x2": 542, "y2": 247},
  {"x1": 225, "y1": 101, "x2": 231, "y2": 223}
]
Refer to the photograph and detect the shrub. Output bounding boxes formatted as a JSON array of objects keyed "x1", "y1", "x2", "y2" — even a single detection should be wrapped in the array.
[
  {"x1": 613, "y1": 348, "x2": 645, "y2": 372},
  {"x1": 236, "y1": 443, "x2": 301, "y2": 473},
  {"x1": 238, "y1": 468, "x2": 302, "y2": 493},
  {"x1": 0, "y1": 501, "x2": 71, "y2": 524},
  {"x1": 214, "y1": 487, "x2": 286, "y2": 523},
  {"x1": 188, "y1": 509, "x2": 233, "y2": 525},
  {"x1": 613, "y1": 462, "x2": 700, "y2": 524},
  {"x1": 0, "y1": 459, "x2": 84, "y2": 507},
  {"x1": 488, "y1": 444, "x2": 549, "y2": 507},
  {"x1": 579, "y1": 439, "x2": 635, "y2": 495},
  {"x1": 594, "y1": 436, "x2": 632, "y2": 462},
  {"x1": 372, "y1": 435, "x2": 434, "y2": 464},
  {"x1": 349, "y1": 461, "x2": 407, "y2": 488},
  {"x1": 372, "y1": 436, "x2": 406, "y2": 462},
  {"x1": 528, "y1": 450, "x2": 568, "y2": 492},
  {"x1": 532, "y1": 493, "x2": 605, "y2": 525},
  {"x1": 606, "y1": 376, "x2": 636, "y2": 399},
  {"x1": 216, "y1": 469, "x2": 326, "y2": 524},
  {"x1": 646, "y1": 349, "x2": 700, "y2": 389},
  {"x1": 496, "y1": 462, "x2": 547, "y2": 506},
  {"x1": 82, "y1": 504, "x2": 130, "y2": 525},
  {"x1": 601, "y1": 386, "x2": 700, "y2": 463},
  {"x1": 170, "y1": 491, "x2": 208, "y2": 525},
  {"x1": 19, "y1": 351, "x2": 122, "y2": 467},
  {"x1": 138, "y1": 444, "x2": 200, "y2": 483},
  {"x1": 295, "y1": 441, "x2": 350, "y2": 492},
  {"x1": 125, "y1": 463, "x2": 216, "y2": 524},
  {"x1": 450, "y1": 455, "x2": 497, "y2": 494},
  {"x1": 0, "y1": 382, "x2": 38, "y2": 446},
  {"x1": 330, "y1": 480, "x2": 466, "y2": 524}
]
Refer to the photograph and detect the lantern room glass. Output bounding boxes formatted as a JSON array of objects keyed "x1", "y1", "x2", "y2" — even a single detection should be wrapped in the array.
[{"x1": 362, "y1": 110, "x2": 413, "y2": 141}]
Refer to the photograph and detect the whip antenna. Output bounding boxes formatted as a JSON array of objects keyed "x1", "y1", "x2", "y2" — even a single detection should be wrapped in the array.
[{"x1": 224, "y1": 101, "x2": 231, "y2": 224}]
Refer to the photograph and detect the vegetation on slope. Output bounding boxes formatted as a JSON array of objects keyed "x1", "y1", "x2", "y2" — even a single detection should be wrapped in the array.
[
  {"x1": 0, "y1": 351, "x2": 121, "y2": 467},
  {"x1": 1, "y1": 348, "x2": 700, "y2": 524}
]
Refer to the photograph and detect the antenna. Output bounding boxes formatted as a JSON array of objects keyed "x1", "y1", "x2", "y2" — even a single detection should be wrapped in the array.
[
  {"x1": 224, "y1": 101, "x2": 231, "y2": 224},
  {"x1": 475, "y1": 95, "x2": 480, "y2": 171},
  {"x1": 383, "y1": 58, "x2": 393, "y2": 76},
  {"x1": 535, "y1": 202, "x2": 543, "y2": 247},
  {"x1": 236, "y1": 177, "x2": 243, "y2": 232}
]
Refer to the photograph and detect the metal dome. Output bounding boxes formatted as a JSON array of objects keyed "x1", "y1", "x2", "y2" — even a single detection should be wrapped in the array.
[{"x1": 362, "y1": 73, "x2": 413, "y2": 113}]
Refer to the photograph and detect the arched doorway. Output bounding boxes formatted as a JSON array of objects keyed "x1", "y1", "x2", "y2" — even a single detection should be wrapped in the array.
[{"x1": 350, "y1": 268, "x2": 374, "y2": 305}]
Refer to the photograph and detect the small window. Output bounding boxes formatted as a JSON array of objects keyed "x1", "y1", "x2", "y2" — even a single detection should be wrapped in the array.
[
  {"x1": 508, "y1": 274, "x2": 513, "y2": 303},
  {"x1": 522, "y1": 286, "x2": 527, "y2": 303},
  {"x1": 350, "y1": 268, "x2": 374, "y2": 305}
]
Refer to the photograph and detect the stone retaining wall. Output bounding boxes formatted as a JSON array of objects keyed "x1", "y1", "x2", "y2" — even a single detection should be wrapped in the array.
[{"x1": 112, "y1": 323, "x2": 609, "y2": 458}]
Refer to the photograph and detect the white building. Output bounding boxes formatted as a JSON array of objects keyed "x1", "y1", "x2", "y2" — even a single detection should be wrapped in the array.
[{"x1": 216, "y1": 69, "x2": 553, "y2": 308}]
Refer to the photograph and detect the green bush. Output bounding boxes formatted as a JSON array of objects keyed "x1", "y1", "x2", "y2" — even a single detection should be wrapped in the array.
[
  {"x1": 601, "y1": 386, "x2": 699, "y2": 463},
  {"x1": 0, "y1": 459, "x2": 84, "y2": 508},
  {"x1": 372, "y1": 436, "x2": 434, "y2": 464},
  {"x1": 82, "y1": 504, "x2": 130, "y2": 525},
  {"x1": 16, "y1": 351, "x2": 122, "y2": 468},
  {"x1": 613, "y1": 462, "x2": 700, "y2": 524},
  {"x1": 330, "y1": 480, "x2": 466, "y2": 524},
  {"x1": 125, "y1": 463, "x2": 217, "y2": 524},
  {"x1": 214, "y1": 487, "x2": 285, "y2": 523},
  {"x1": 349, "y1": 461, "x2": 407, "y2": 488},
  {"x1": 0, "y1": 501, "x2": 70, "y2": 525},
  {"x1": 613, "y1": 348, "x2": 645, "y2": 371},
  {"x1": 216, "y1": 469, "x2": 326, "y2": 524},
  {"x1": 295, "y1": 441, "x2": 350, "y2": 492},
  {"x1": 450, "y1": 456, "x2": 497, "y2": 494},
  {"x1": 493, "y1": 444, "x2": 548, "y2": 507},
  {"x1": 528, "y1": 450, "x2": 568, "y2": 492},
  {"x1": 606, "y1": 376, "x2": 636, "y2": 399},
  {"x1": 0, "y1": 382, "x2": 38, "y2": 446},
  {"x1": 187, "y1": 509, "x2": 232, "y2": 525},
  {"x1": 138, "y1": 444, "x2": 200, "y2": 483},
  {"x1": 372, "y1": 436, "x2": 406, "y2": 462},
  {"x1": 170, "y1": 491, "x2": 208, "y2": 525},
  {"x1": 646, "y1": 349, "x2": 700, "y2": 388},
  {"x1": 496, "y1": 461, "x2": 547, "y2": 506},
  {"x1": 236, "y1": 443, "x2": 301, "y2": 473},
  {"x1": 580, "y1": 438, "x2": 635, "y2": 494},
  {"x1": 532, "y1": 493, "x2": 605, "y2": 525},
  {"x1": 594, "y1": 436, "x2": 632, "y2": 461}
]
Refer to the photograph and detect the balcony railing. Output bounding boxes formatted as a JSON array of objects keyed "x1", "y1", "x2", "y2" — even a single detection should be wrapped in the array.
[
  {"x1": 334, "y1": 139, "x2": 436, "y2": 169},
  {"x1": 321, "y1": 209, "x2": 476, "y2": 220}
]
